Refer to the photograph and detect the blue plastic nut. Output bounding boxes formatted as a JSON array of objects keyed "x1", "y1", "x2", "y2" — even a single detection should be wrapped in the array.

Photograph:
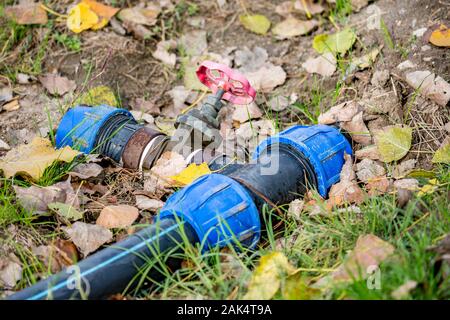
[
  {"x1": 55, "y1": 105, "x2": 133, "y2": 153},
  {"x1": 253, "y1": 125, "x2": 352, "y2": 198},
  {"x1": 158, "y1": 173, "x2": 261, "y2": 251}
]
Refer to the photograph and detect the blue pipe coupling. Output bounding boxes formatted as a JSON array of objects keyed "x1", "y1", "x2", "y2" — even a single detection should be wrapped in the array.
[{"x1": 55, "y1": 105, "x2": 168, "y2": 169}]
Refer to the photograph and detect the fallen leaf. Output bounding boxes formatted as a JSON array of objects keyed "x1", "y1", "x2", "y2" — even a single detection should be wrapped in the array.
[
  {"x1": 345, "y1": 47, "x2": 381, "y2": 76},
  {"x1": 275, "y1": 1, "x2": 294, "y2": 17},
  {"x1": 0, "y1": 138, "x2": 80, "y2": 181},
  {"x1": 313, "y1": 28, "x2": 356, "y2": 54},
  {"x1": 373, "y1": 125, "x2": 412, "y2": 163},
  {"x1": 0, "y1": 255, "x2": 22, "y2": 288},
  {"x1": 2, "y1": 99, "x2": 20, "y2": 112},
  {"x1": 32, "y1": 242, "x2": 76, "y2": 274},
  {"x1": 239, "y1": 14, "x2": 271, "y2": 35},
  {"x1": 287, "y1": 199, "x2": 304, "y2": 221},
  {"x1": 4, "y1": 3, "x2": 48, "y2": 25},
  {"x1": 391, "y1": 280, "x2": 417, "y2": 300},
  {"x1": 96, "y1": 205, "x2": 139, "y2": 229},
  {"x1": 302, "y1": 52, "x2": 336, "y2": 77},
  {"x1": 417, "y1": 178, "x2": 439, "y2": 197},
  {"x1": 130, "y1": 111, "x2": 154, "y2": 124},
  {"x1": 246, "y1": 63, "x2": 287, "y2": 92},
  {"x1": 393, "y1": 178, "x2": 419, "y2": 191},
  {"x1": 243, "y1": 252, "x2": 296, "y2": 300},
  {"x1": 75, "y1": 85, "x2": 117, "y2": 106},
  {"x1": 13, "y1": 178, "x2": 80, "y2": 214},
  {"x1": 48, "y1": 202, "x2": 84, "y2": 222},
  {"x1": 0, "y1": 138, "x2": 11, "y2": 151},
  {"x1": 0, "y1": 87, "x2": 13, "y2": 106},
  {"x1": 281, "y1": 273, "x2": 320, "y2": 300},
  {"x1": 318, "y1": 101, "x2": 360, "y2": 124},
  {"x1": 272, "y1": 17, "x2": 318, "y2": 39},
  {"x1": 392, "y1": 159, "x2": 416, "y2": 179},
  {"x1": 130, "y1": 97, "x2": 160, "y2": 115},
  {"x1": 355, "y1": 158, "x2": 386, "y2": 183},
  {"x1": 135, "y1": 195, "x2": 164, "y2": 211},
  {"x1": 351, "y1": 0, "x2": 369, "y2": 12},
  {"x1": 366, "y1": 176, "x2": 391, "y2": 196},
  {"x1": 169, "y1": 162, "x2": 211, "y2": 187},
  {"x1": 328, "y1": 234, "x2": 394, "y2": 283},
  {"x1": 166, "y1": 85, "x2": 191, "y2": 118},
  {"x1": 328, "y1": 153, "x2": 364, "y2": 206},
  {"x1": 69, "y1": 162, "x2": 103, "y2": 180},
  {"x1": 67, "y1": 2, "x2": 99, "y2": 33},
  {"x1": 397, "y1": 60, "x2": 416, "y2": 71},
  {"x1": 16, "y1": 73, "x2": 35, "y2": 84},
  {"x1": 405, "y1": 70, "x2": 450, "y2": 107},
  {"x1": 428, "y1": 24, "x2": 450, "y2": 48},
  {"x1": 294, "y1": 0, "x2": 325, "y2": 16},
  {"x1": 232, "y1": 102, "x2": 263, "y2": 123},
  {"x1": 152, "y1": 40, "x2": 177, "y2": 67},
  {"x1": 81, "y1": 0, "x2": 119, "y2": 30},
  {"x1": 355, "y1": 145, "x2": 381, "y2": 160},
  {"x1": 39, "y1": 74, "x2": 76, "y2": 96},
  {"x1": 432, "y1": 136, "x2": 450, "y2": 164},
  {"x1": 342, "y1": 112, "x2": 372, "y2": 145},
  {"x1": 117, "y1": 5, "x2": 160, "y2": 26},
  {"x1": 63, "y1": 221, "x2": 113, "y2": 257}
]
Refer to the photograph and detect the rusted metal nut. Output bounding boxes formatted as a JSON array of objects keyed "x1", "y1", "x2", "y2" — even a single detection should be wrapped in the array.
[{"x1": 122, "y1": 127, "x2": 164, "y2": 169}]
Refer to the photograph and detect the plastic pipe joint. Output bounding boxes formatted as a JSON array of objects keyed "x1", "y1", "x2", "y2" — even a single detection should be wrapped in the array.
[{"x1": 55, "y1": 105, "x2": 167, "y2": 169}]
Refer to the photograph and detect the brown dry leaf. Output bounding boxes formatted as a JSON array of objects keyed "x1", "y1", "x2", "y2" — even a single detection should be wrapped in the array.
[
  {"x1": 152, "y1": 40, "x2": 177, "y2": 67},
  {"x1": 13, "y1": 177, "x2": 80, "y2": 214},
  {"x1": 328, "y1": 153, "x2": 364, "y2": 206},
  {"x1": 130, "y1": 97, "x2": 160, "y2": 115},
  {"x1": 232, "y1": 102, "x2": 263, "y2": 123},
  {"x1": 69, "y1": 162, "x2": 103, "y2": 180},
  {"x1": 117, "y1": 5, "x2": 161, "y2": 26},
  {"x1": 327, "y1": 234, "x2": 394, "y2": 283},
  {"x1": 135, "y1": 195, "x2": 164, "y2": 212},
  {"x1": 392, "y1": 159, "x2": 416, "y2": 179},
  {"x1": 287, "y1": 199, "x2": 304, "y2": 221},
  {"x1": 272, "y1": 17, "x2": 318, "y2": 39},
  {"x1": 341, "y1": 112, "x2": 372, "y2": 146},
  {"x1": 246, "y1": 63, "x2": 287, "y2": 92},
  {"x1": 2, "y1": 99, "x2": 20, "y2": 112},
  {"x1": 318, "y1": 101, "x2": 360, "y2": 124},
  {"x1": 32, "y1": 240, "x2": 79, "y2": 273},
  {"x1": 96, "y1": 205, "x2": 139, "y2": 229},
  {"x1": 355, "y1": 145, "x2": 381, "y2": 160},
  {"x1": 428, "y1": 24, "x2": 450, "y2": 48},
  {"x1": 0, "y1": 255, "x2": 22, "y2": 288},
  {"x1": 0, "y1": 138, "x2": 80, "y2": 181},
  {"x1": 275, "y1": 1, "x2": 294, "y2": 17},
  {"x1": 366, "y1": 176, "x2": 391, "y2": 196},
  {"x1": 391, "y1": 280, "x2": 417, "y2": 300},
  {"x1": 39, "y1": 74, "x2": 76, "y2": 96},
  {"x1": 63, "y1": 222, "x2": 113, "y2": 257},
  {"x1": 405, "y1": 70, "x2": 450, "y2": 107},
  {"x1": 294, "y1": 0, "x2": 325, "y2": 16},
  {"x1": 355, "y1": 158, "x2": 386, "y2": 183},
  {"x1": 4, "y1": 3, "x2": 48, "y2": 25},
  {"x1": 302, "y1": 52, "x2": 336, "y2": 77}
]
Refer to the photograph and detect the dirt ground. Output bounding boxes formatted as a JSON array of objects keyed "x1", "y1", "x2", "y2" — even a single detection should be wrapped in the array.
[{"x1": 0, "y1": 0, "x2": 449, "y2": 300}]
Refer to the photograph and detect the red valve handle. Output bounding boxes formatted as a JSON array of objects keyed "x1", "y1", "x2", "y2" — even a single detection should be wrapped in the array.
[{"x1": 196, "y1": 61, "x2": 256, "y2": 105}]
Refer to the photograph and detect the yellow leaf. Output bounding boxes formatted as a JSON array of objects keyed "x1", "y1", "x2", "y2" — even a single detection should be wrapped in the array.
[
  {"x1": 67, "y1": 2, "x2": 99, "y2": 34},
  {"x1": 239, "y1": 14, "x2": 271, "y2": 35},
  {"x1": 429, "y1": 24, "x2": 450, "y2": 48},
  {"x1": 243, "y1": 252, "x2": 296, "y2": 300},
  {"x1": 0, "y1": 138, "x2": 80, "y2": 181},
  {"x1": 81, "y1": 0, "x2": 119, "y2": 30},
  {"x1": 169, "y1": 162, "x2": 211, "y2": 187},
  {"x1": 75, "y1": 86, "x2": 117, "y2": 106},
  {"x1": 374, "y1": 125, "x2": 412, "y2": 163},
  {"x1": 281, "y1": 273, "x2": 320, "y2": 300},
  {"x1": 432, "y1": 138, "x2": 450, "y2": 164}
]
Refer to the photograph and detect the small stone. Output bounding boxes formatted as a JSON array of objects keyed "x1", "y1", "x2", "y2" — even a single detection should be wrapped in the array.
[
  {"x1": 445, "y1": 122, "x2": 450, "y2": 133},
  {"x1": 394, "y1": 178, "x2": 419, "y2": 191},
  {"x1": 355, "y1": 145, "x2": 381, "y2": 160},
  {"x1": 232, "y1": 102, "x2": 263, "y2": 123},
  {"x1": 392, "y1": 159, "x2": 416, "y2": 179},
  {"x1": 421, "y1": 45, "x2": 431, "y2": 51}
]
